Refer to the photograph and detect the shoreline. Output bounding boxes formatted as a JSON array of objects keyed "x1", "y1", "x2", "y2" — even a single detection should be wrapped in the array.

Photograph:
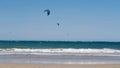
[{"x1": 0, "y1": 64, "x2": 120, "y2": 68}]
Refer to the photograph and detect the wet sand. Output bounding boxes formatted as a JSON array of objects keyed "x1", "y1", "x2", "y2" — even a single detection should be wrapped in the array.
[{"x1": 0, "y1": 64, "x2": 120, "y2": 68}]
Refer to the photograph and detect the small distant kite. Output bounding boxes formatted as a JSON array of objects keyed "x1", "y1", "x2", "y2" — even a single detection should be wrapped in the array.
[
  {"x1": 44, "y1": 9, "x2": 60, "y2": 27},
  {"x1": 44, "y1": 9, "x2": 50, "y2": 16},
  {"x1": 57, "y1": 23, "x2": 60, "y2": 26}
]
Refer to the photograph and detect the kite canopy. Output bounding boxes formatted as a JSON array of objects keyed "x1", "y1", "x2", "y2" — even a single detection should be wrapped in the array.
[
  {"x1": 44, "y1": 9, "x2": 50, "y2": 16},
  {"x1": 57, "y1": 23, "x2": 60, "y2": 26}
]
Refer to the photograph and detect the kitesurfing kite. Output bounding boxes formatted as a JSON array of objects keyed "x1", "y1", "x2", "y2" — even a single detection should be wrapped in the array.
[
  {"x1": 57, "y1": 23, "x2": 60, "y2": 26},
  {"x1": 44, "y1": 9, "x2": 50, "y2": 16},
  {"x1": 44, "y1": 9, "x2": 60, "y2": 27}
]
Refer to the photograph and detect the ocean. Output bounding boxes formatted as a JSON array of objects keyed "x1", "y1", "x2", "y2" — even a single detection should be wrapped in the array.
[{"x1": 0, "y1": 41, "x2": 120, "y2": 64}]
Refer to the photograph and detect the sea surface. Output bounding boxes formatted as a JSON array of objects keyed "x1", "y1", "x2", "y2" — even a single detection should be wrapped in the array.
[{"x1": 0, "y1": 41, "x2": 120, "y2": 64}]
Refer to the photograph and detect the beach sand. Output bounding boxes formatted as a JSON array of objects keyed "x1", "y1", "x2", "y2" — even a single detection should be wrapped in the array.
[{"x1": 0, "y1": 64, "x2": 119, "y2": 68}]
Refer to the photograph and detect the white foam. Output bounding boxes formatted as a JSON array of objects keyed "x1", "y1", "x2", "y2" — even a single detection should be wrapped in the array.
[{"x1": 0, "y1": 48, "x2": 120, "y2": 56}]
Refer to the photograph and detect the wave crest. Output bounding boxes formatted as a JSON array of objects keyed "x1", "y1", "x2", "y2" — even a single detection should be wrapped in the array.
[{"x1": 0, "y1": 48, "x2": 120, "y2": 56}]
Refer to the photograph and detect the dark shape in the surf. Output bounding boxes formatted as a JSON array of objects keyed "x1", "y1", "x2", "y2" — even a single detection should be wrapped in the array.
[
  {"x1": 44, "y1": 9, "x2": 50, "y2": 16},
  {"x1": 57, "y1": 23, "x2": 60, "y2": 26}
]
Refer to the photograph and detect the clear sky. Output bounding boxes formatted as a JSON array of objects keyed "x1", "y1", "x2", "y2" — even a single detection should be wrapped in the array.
[{"x1": 0, "y1": 0, "x2": 120, "y2": 41}]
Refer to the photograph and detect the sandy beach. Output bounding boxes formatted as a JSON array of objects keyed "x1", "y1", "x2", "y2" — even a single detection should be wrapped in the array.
[{"x1": 0, "y1": 64, "x2": 119, "y2": 68}]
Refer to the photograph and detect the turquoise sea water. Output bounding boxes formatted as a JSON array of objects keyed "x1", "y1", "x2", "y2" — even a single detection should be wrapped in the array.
[
  {"x1": 0, "y1": 41, "x2": 120, "y2": 64},
  {"x1": 0, "y1": 41, "x2": 120, "y2": 49}
]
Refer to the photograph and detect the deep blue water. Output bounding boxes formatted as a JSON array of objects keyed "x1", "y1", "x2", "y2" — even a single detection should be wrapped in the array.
[{"x1": 0, "y1": 41, "x2": 120, "y2": 49}]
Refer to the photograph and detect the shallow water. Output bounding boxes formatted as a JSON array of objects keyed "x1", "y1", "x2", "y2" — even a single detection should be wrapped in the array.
[{"x1": 0, "y1": 54, "x2": 120, "y2": 64}]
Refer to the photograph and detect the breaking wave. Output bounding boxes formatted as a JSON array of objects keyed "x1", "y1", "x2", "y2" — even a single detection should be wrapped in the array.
[{"x1": 0, "y1": 48, "x2": 120, "y2": 56}]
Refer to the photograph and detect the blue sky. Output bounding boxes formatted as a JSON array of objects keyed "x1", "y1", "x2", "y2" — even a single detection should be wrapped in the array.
[{"x1": 0, "y1": 0, "x2": 120, "y2": 41}]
